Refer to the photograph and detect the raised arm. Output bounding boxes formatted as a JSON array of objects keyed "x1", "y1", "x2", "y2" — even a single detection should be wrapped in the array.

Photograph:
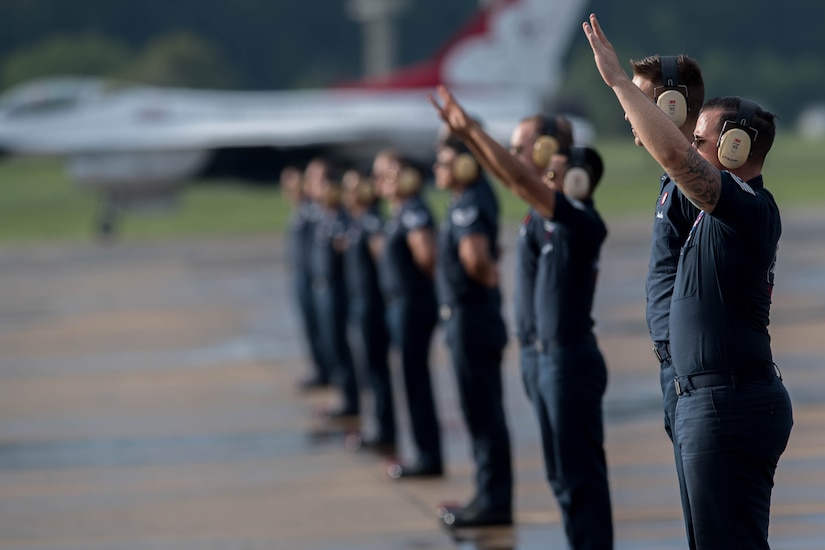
[
  {"x1": 582, "y1": 13, "x2": 721, "y2": 212},
  {"x1": 429, "y1": 86, "x2": 559, "y2": 219}
]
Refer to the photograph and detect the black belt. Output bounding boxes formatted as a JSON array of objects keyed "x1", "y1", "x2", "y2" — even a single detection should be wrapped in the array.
[
  {"x1": 674, "y1": 364, "x2": 780, "y2": 396},
  {"x1": 653, "y1": 342, "x2": 671, "y2": 363}
]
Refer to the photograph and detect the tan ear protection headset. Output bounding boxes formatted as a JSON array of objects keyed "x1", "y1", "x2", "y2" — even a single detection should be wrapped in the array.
[
  {"x1": 655, "y1": 56, "x2": 689, "y2": 127},
  {"x1": 717, "y1": 98, "x2": 759, "y2": 170},
  {"x1": 396, "y1": 166, "x2": 422, "y2": 196},
  {"x1": 532, "y1": 116, "x2": 560, "y2": 169},
  {"x1": 452, "y1": 152, "x2": 479, "y2": 184},
  {"x1": 563, "y1": 147, "x2": 592, "y2": 201},
  {"x1": 354, "y1": 177, "x2": 375, "y2": 204},
  {"x1": 323, "y1": 182, "x2": 342, "y2": 207},
  {"x1": 438, "y1": 134, "x2": 479, "y2": 185}
]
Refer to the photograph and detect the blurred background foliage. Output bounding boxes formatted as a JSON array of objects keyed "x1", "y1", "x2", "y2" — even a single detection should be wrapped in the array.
[{"x1": 1, "y1": 0, "x2": 823, "y2": 136}]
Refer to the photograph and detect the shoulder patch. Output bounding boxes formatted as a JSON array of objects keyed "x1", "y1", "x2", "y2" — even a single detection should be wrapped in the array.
[
  {"x1": 521, "y1": 210, "x2": 533, "y2": 225},
  {"x1": 729, "y1": 172, "x2": 756, "y2": 195},
  {"x1": 401, "y1": 209, "x2": 428, "y2": 230},
  {"x1": 451, "y1": 206, "x2": 479, "y2": 227}
]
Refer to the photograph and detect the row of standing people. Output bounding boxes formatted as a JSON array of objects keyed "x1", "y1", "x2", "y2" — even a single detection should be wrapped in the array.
[
  {"x1": 283, "y1": 109, "x2": 613, "y2": 542},
  {"x1": 282, "y1": 13, "x2": 795, "y2": 547},
  {"x1": 428, "y1": 15, "x2": 795, "y2": 544},
  {"x1": 284, "y1": 150, "x2": 442, "y2": 479}
]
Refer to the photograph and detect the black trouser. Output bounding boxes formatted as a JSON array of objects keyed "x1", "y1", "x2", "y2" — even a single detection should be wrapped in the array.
[
  {"x1": 444, "y1": 304, "x2": 512, "y2": 513},
  {"x1": 349, "y1": 299, "x2": 395, "y2": 442},
  {"x1": 675, "y1": 372, "x2": 793, "y2": 549},
  {"x1": 314, "y1": 280, "x2": 359, "y2": 413},
  {"x1": 519, "y1": 340, "x2": 539, "y2": 405},
  {"x1": 534, "y1": 336, "x2": 613, "y2": 550},
  {"x1": 294, "y1": 273, "x2": 330, "y2": 383},
  {"x1": 385, "y1": 297, "x2": 442, "y2": 469},
  {"x1": 656, "y1": 342, "x2": 696, "y2": 549}
]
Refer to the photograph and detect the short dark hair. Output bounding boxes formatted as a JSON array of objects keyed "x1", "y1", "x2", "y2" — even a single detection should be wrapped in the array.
[
  {"x1": 437, "y1": 135, "x2": 472, "y2": 156},
  {"x1": 307, "y1": 156, "x2": 344, "y2": 182},
  {"x1": 702, "y1": 96, "x2": 777, "y2": 161},
  {"x1": 521, "y1": 113, "x2": 574, "y2": 154},
  {"x1": 631, "y1": 54, "x2": 705, "y2": 122}
]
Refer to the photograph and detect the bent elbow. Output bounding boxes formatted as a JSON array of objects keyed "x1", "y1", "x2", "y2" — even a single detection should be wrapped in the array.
[{"x1": 660, "y1": 148, "x2": 687, "y2": 174}]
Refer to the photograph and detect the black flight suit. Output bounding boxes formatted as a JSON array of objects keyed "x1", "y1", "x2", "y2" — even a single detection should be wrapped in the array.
[
  {"x1": 344, "y1": 205, "x2": 395, "y2": 444},
  {"x1": 670, "y1": 172, "x2": 792, "y2": 549},
  {"x1": 309, "y1": 205, "x2": 359, "y2": 415},
  {"x1": 532, "y1": 193, "x2": 613, "y2": 549},
  {"x1": 436, "y1": 176, "x2": 512, "y2": 515},
  {"x1": 379, "y1": 195, "x2": 442, "y2": 471},
  {"x1": 515, "y1": 208, "x2": 544, "y2": 405},
  {"x1": 646, "y1": 175, "x2": 697, "y2": 547},
  {"x1": 288, "y1": 199, "x2": 331, "y2": 385}
]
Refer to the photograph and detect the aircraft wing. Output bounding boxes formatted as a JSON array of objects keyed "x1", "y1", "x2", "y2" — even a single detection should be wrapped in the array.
[{"x1": 0, "y1": 0, "x2": 592, "y2": 188}]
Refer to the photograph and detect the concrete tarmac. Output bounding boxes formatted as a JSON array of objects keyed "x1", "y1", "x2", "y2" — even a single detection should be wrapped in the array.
[{"x1": 0, "y1": 208, "x2": 823, "y2": 549}]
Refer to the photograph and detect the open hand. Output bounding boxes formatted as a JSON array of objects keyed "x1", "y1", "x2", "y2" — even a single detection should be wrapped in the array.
[
  {"x1": 428, "y1": 85, "x2": 474, "y2": 137},
  {"x1": 582, "y1": 13, "x2": 629, "y2": 89}
]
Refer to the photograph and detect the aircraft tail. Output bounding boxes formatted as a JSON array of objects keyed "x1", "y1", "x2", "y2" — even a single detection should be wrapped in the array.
[{"x1": 342, "y1": 0, "x2": 588, "y2": 96}]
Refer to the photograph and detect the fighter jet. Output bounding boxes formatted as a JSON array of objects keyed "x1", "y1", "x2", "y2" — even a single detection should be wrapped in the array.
[{"x1": 0, "y1": 0, "x2": 590, "y2": 235}]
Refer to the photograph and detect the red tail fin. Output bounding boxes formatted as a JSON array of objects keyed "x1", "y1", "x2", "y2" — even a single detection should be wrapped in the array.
[{"x1": 340, "y1": 0, "x2": 585, "y2": 93}]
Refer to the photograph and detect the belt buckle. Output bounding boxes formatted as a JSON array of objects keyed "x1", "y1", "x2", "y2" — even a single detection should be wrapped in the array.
[
  {"x1": 440, "y1": 305, "x2": 452, "y2": 321},
  {"x1": 673, "y1": 377, "x2": 683, "y2": 396},
  {"x1": 653, "y1": 346, "x2": 663, "y2": 362}
]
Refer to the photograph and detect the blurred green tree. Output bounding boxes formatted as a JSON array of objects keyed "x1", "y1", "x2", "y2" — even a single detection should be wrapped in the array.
[
  {"x1": 1, "y1": 33, "x2": 131, "y2": 88},
  {"x1": 120, "y1": 31, "x2": 237, "y2": 88}
]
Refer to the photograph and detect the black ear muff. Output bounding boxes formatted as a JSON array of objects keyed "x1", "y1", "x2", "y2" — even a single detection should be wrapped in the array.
[
  {"x1": 532, "y1": 135, "x2": 559, "y2": 169},
  {"x1": 717, "y1": 98, "x2": 759, "y2": 170},
  {"x1": 655, "y1": 56, "x2": 688, "y2": 127},
  {"x1": 397, "y1": 167, "x2": 422, "y2": 196},
  {"x1": 452, "y1": 153, "x2": 479, "y2": 183}
]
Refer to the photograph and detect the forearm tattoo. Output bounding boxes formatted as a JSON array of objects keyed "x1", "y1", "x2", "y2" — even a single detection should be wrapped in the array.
[{"x1": 673, "y1": 146, "x2": 720, "y2": 211}]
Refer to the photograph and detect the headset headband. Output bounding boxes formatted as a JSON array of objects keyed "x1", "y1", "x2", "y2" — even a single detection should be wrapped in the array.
[
  {"x1": 568, "y1": 146, "x2": 583, "y2": 169},
  {"x1": 722, "y1": 97, "x2": 759, "y2": 143},
  {"x1": 660, "y1": 56, "x2": 679, "y2": 88}
]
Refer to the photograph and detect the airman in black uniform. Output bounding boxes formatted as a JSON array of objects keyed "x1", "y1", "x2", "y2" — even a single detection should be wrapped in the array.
[
  {"x1": 430, "y1": 87, "x2": 614, "y2": 548},
  {"x1": 511, "y1": 115, "x2": 573, "y2": 408},
  {"x1": 533, "y1": 147, "x2": 612, "y2": 549},
  {"x1": 585, "y1": 15, "x2": 793, "y2": 548},
  {"x1": 668, "y1": 97, "x2": 792, "y2": 549},
  {"x1": 432, "y1": 133, "x2": 512, "y2": 528},
  {"x1": 305, "y1": 158, "x2": 359, "y2": 418},
  {"x1": 630, "y1": 54, "x2": 706, "y2": 548},
  {"x1": 340, "y1": 168, "x2": 397, "y2": 455},
  {"x1": 374, "y1": 151, "x2": 443, "y2": 478},
  {"x1": 283, "y1": 164, "x2": 331, "y2": 391}
]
